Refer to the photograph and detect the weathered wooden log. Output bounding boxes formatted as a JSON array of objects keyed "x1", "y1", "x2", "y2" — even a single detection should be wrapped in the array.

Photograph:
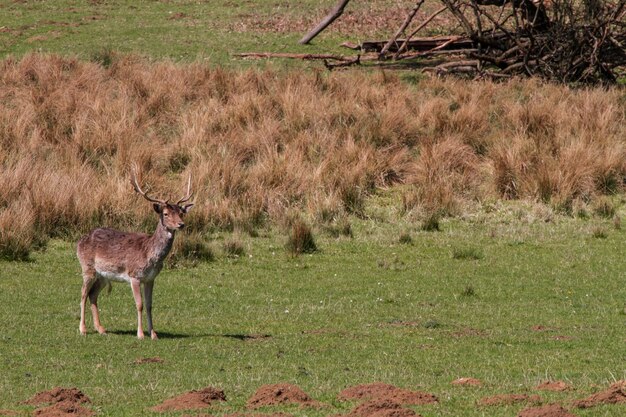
[
  {"x1": 360, "y1": 36, "x2": 475, "y2": 53},
  {"x1": 236, "y1": 52, "x2": 353, "y2": 61}
]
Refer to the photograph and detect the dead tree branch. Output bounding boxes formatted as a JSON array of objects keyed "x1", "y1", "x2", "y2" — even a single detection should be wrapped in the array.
[
  {"x1": 290, "y1": 0, "x2": 626, "y2": 83},
  {"x1": 380, "y1": 0, "x2": 425, "y2": 57},
  {"x1": 299, "y1": 0, "x2": 351, "y2": 45}
]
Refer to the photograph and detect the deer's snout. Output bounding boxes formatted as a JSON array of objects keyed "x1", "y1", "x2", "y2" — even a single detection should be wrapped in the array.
[{"x1": 178, "y1": 222, "x2": 185, "y2": 229}]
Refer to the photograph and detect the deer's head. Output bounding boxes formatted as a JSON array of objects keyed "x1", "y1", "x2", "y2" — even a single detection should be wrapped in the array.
[{"x1": 131, "y1": 165, "x2": 194, "y2": 232}]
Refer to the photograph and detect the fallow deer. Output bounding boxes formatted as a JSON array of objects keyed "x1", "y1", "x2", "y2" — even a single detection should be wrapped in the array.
[{"x1": 77, "y1": 166, "x2": 194, "y2": 340}]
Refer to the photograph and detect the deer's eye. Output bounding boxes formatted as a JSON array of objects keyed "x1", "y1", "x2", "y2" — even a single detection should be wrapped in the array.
[{"x1": 164, "y1": 212, "x2": 169, "y2": 217}]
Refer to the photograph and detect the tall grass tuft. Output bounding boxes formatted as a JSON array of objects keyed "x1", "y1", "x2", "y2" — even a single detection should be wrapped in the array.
[
  {"x1": 0, "y1": 55, "x2": 625, "y2": 257},
  {"x1": 592, "y1": 196, "x2": 616, "y2": 218},
  {"x1": 285, "y1": 218, "x2": 317, "y2": 256},
  {"x1": 452, "y1": 246, "x2": 484, "y2": 260},
  {"x1": 398, "y1": 231, "x2": 413, "y2": 245},
  {"x1": 167, "y1": 233, "x2": 214, "y2": 268},
  {"x1": 223, "y1": 236, "x2": 246, "y2": 258},
  {"x1": 0, "y1": 202, "x2": 45, "y2": 261}
]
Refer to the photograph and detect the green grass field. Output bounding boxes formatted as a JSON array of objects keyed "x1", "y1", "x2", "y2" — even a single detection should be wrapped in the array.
[
  {"x1": 0, "y1": 0, "x2": 364, "y2": 65},
  {"x1": 2, "y1": 200, "x2": 626, "y2": 416},
  {"x1": 2, "y1": 1, "x2": 626, "y2": 416}
]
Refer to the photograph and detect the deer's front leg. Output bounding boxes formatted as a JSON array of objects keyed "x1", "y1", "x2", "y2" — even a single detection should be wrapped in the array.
[
  {"x1": 130, "y1": 279, "x2": 144, "y2": 340},
  {"x1": 144, "y1": 280, "x2": 158, "y2": 340}
]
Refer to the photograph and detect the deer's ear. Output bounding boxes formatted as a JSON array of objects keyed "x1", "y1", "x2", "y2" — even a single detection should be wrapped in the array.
[
  {"x1": 153, "y1": 203, "x2": 162, "y2": 214},
  {"x1": 182, "y1": 203, "x2": 194, "y2": 213}
]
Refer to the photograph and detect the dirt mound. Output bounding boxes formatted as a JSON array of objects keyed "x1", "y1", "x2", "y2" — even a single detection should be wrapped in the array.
[
  {"x1": 22, "y1": 388, "x2": 91, "y2": 406},
  {"x1": 535, "y1": 381, "x2": 572, "y2": 392},
  {"x1": 228, "y1": 414, "x2": 292, "y2": 417},
  {"x1": 518, "y1": 404, "x2": 578, "y2": 417},
  {"x1": 479, "y1": 394, "x2": 541, "y2": 406},
  {"x1": 33, "y1": 400, "x2": 95, "y2": 417},
  {"x1": 450, "y1": 327, "x2": 488, "y2": 338},
  {"x1": 573, "y1": 380, "x2": 626, "y2": 408},
  {"x1": 246, "y1": 384, "x2": 320, "y2": 409},
  {"x1": 338, "y1": 383, "x2": 438, "y2": 405},
  {"x1": 451, "y1": 378, "x2": 482, "y2": 387},
  {"x1": 151, "y1": 387, "x2": 226, "y2": 412},
  {"x1": 347, "y1": 399, "x2": 420, "y2": 417},
  {"x1": 187, "y1": 413, "x2": 292, "y2": 417},
  {"x1": 134, "y1": 357, "x2": 164, "y2": 364}
]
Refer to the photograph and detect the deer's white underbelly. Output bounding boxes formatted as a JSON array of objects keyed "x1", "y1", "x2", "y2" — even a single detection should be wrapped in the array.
[
  {"x1": 96, "y1": 265, "x2": 159, "y2": 284},
  {"x1": 96, "y1": 269, "x2": 132, "y2": 284}
]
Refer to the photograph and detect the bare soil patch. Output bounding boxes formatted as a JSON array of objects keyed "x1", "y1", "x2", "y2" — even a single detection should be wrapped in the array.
[
  {"x1": 37, "y1": 20, "x2": 82, "y2": 28},
  {"x1": 22, "y1": 388, "x2": 91, "y2": 406},
  {"x1": 479, "y1": 394, "x2": 541, "y2": 406},
  {"x1": 232, "y1": 414, "x2": 292, "y2": 417},
  {"x1": 26, "y1": 31, "x2": 62, "y2": 43},
  {"x1": 246, "y1": 384, "x2": 321, "y2": 409},
  {"x1": 338, "y1": 382, "x2": 438, "y2": 406},
  {"x1": 33, "y1": 401, "x2": 94, "y2": 417},
  {"x1": 450, "y1": 328, "x2": 488, "y2": 338},
  {"x1": 517, "y1": 404, "x2": 578, "y2": 417},
  {"x1": 0, "y1": 410, "x2": 19, "y2": 416},
  {"x1": 229, "y1": 2, "x2": 451, "y2": 38},
  {"x1": 188, "y1": 413, "x2": 292, "y2": 417},
  {"x1": 451, "y1": 378, "x2": 482, "y2": 387},
  {"x1": 535, "y1": 381, "x2": 572, "y2": 392},
  {"x1": 346, "y1": 399, "x2": 420, "y2": 417},
  {"x1": 151, "y1": 387, "x2": 226, "y2": 412},
  {"x1": 133, "y1": 356, "x2": 165, "y2": 364},
  {"x1": 573, "y1": 380, "x2": 626, "y2": 408}
]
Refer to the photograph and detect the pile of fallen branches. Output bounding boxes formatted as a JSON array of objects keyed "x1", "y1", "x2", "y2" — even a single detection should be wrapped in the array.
[
  {"x1": 422, "y1": 0, "x2": 626, "y2": 83},
  {"x1": 240, "y1": 0, "x2": 625, "y2": 84}
]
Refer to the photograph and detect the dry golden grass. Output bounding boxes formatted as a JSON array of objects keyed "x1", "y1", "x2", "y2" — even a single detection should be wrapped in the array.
[
  {"x1": 285, "y1": 217, "x2": 317, "y2": 256},
  {"x1": 0, "y1": 54, "x2": 625, "y2": 257}
]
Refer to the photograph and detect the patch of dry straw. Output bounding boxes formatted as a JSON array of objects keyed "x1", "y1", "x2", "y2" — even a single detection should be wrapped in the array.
[{"x1": 1, "y1": 54, "x2": 624, "y2": 257}]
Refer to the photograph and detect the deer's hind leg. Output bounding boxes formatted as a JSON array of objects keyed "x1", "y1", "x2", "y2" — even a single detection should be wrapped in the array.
[
  {"x1": 89, "y1": 278, "x2": 107, "y2": 335},
  {"x1": 80, "y1": 271, "x2": 97, "y2": 335}
]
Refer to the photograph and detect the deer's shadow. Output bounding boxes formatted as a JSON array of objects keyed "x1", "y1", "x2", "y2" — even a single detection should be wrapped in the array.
[
  {"x1": 106, "y1": 329, "x2": 192, "y2": 339},
  {"x1": 102, "y1": 330, "x2": 272, "y2": 340}
]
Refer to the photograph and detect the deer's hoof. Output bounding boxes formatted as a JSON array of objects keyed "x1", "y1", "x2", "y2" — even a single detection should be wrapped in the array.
[
  {"x1": 151, "y1": 331, "x2": 158, "y2": 340},
  {"x1": 137, "y1": 332, "x2": 145, "y2": 340},
  {"x1": 79, "y1": 326, "x2": 87, "y2": 336},
  {"x1": 97, "y1": 328, "x2": 107, "y2": 335}
]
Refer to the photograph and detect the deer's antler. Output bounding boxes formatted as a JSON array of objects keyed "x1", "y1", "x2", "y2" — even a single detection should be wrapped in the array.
[
  {"x1": 130, "y1": 164, "x2": 167, "y2": 205},
  {"x1": 177, "y1": 172, "x2": 193, "y2": 205}
]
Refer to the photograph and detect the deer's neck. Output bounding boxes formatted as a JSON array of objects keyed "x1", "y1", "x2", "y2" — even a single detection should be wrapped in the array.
[{"x1": 147, "y1": 221, "x2": 175, "y2": 263}]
